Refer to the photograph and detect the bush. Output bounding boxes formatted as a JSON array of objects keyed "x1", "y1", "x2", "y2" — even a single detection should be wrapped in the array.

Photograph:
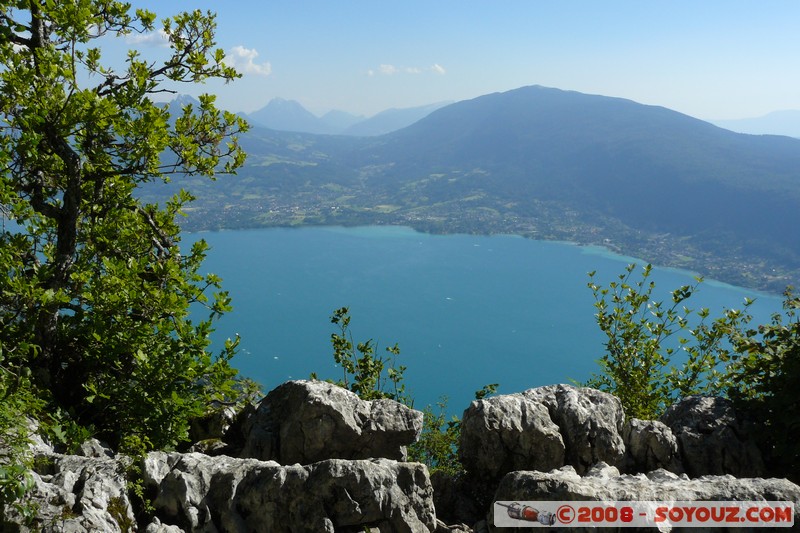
[
  {"x1": 586, "y1": 265, "x2": 800, "y2": 480},
  {"x1": 315, "y1": 308, "x2": 498, "y2": 475},
  {"x1": 727, "y1": 288, "x2": 800, "y2": 481},
  {"x1": 585, "y1": 263, "x2": 751, "y2": 419},
  {"x1": 408, "y1": 384, "x2": 497, "y2": 476},
  {"x1": 312, "y1": 307, "x2": 410, "y2": 403}
]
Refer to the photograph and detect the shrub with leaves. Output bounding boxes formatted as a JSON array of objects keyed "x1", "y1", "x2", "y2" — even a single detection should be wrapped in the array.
[
  {"x1": 314, "y1": 307, "x2": 410, "y2": 403},
  {"x1": 586, "y1": 264, "x2": 751, "y2": 419},
  {"x1": 727, "y1": 288, "x2": 800, "y2": 481},
  {"x1": 315, "y1": 308, "x2": 498, "y2": 475},
  {"x1": 408, "y1": 384, "x2": 497, "y2": 475}
]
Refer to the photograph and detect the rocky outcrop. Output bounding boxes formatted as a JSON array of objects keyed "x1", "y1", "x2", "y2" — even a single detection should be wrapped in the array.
[
  {"x1": 239, "y1": 380, "x2": 423, "y2": 464},
  {"x1": 3, "y1": 449, "x2": 136, "y2": 532},
  {"x1": 524, "y1": 385, "x2": 626, "y2": 473},
  {"x1": 459, "y1": 392, "x2": 565, "y2": 481},
  {"x1": 623, "y1": 418, "x2": 683, "y2": 474},
  {"x1": 660, "y1": 395, "x2": 765, "y2": 478},
  {"x1": 144, "y1": 452, "x2": 436, "y2": 533},
  {"x1": 460, "y1": 384, "x2": 624, "y2": 481},
  {"x1": 491, "y1": 462, "x2": 800, "y2": 532},
  {"x1": 4, "y1": 384, "x2": 798, "y2": 532}
]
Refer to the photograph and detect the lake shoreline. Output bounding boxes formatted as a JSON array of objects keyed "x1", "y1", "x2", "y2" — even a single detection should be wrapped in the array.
[{"x1": 188, "y1": 221, "x2": 786, "y2": 297}]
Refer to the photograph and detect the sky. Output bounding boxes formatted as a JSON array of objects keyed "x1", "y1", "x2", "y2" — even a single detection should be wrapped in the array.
[{"x1": 112, "y1": 1, "x2": 800, "y2": 120}]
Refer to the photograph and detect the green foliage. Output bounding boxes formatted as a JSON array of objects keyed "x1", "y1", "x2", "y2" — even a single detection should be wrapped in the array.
[
  {"x1": 586, "y1": 264, "x2": 751, "y2": 419},
  {"x1": 408, "y1": 384, "x2": 497, "y2": 476},
  {"x1": 408, "y1": 398, "x2": 462, "y2": 476},
  {"x1": 316, "y1": 307, "x2": 409, "y2": 403},
  {"x1": 727, "y1": 288, "x2": 800, "y2": 480},
  {"x1": 0, "y1": 1, "x2": 247, "y2": 458},
  {"x1": 40, "y1": 407, "x2": 95, "y2": 455},
  {"x1": 118, "y1": 435, "x2": 156, "y2": 522},
  {"x1": 316, "y1": 309, "x2": 498, "y2": 475}
]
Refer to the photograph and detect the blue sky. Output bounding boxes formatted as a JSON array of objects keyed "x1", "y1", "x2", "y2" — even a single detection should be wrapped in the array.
[{"x1": 120, "y1": 1, "x2": 800, "y2": 120}]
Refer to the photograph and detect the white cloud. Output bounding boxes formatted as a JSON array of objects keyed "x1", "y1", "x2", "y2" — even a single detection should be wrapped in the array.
[
  {"x1": 125, "y1": 29, "x2": 169, "y2": 47},
  {"x1": 370, "y1": 63, "x2": 445, "y2": 76},
  {"x1": 225, "y1": 46, "x2": 272, "y2": 77}
]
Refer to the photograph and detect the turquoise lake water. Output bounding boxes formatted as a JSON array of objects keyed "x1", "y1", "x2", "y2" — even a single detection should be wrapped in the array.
[{"x1": 193, "y1": 226, "x2": 783, "y2": 414}]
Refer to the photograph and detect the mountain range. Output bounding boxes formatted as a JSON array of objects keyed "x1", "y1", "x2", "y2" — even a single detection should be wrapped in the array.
[
  {"x1": 244, "y1": 98, "x2": 451, "y2": 136},
  {"x1": 147, "y1": 86, "x2": 800, "y2": 292},
  {"x1": 712, "y1": 110, "x2": 800, "y2": 138}
]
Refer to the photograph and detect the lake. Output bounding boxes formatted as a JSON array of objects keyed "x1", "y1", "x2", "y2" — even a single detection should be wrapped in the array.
[{"x1": 193, "y1": 225, "x2": 783, "y2": 414}]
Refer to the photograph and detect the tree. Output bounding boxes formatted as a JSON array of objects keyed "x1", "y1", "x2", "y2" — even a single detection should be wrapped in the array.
[{"x1": 0, "y1": 1, "x2": 247, "y2": 450}]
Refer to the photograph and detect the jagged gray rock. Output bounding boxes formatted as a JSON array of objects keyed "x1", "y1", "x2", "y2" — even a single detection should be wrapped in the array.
[
  {"x1": 491, "y1": 462, "x2": 800, "y2": 532},
  {"x1": 660, "y1": 396, "x2": 765, "y2": 478},
  {"x1": 3, "y1": 453, "x2": 135, "y2": 533},
  {"x1": 240, "y1": 379, "x2": 423, "y2": 464},
  {"x1": 623, "y1": 418, "x2": 683, "y2": 474},
  {"x1": 460, "y1": 384, "x2": 625, "y2": 482},
  {"x1": 459, "y1": 392, "x2": 565, "y2": 481},
  {"x1": 144, "y1": 517, "x2": 185, "y2": 532},
  {"x1": 77, "y1": 438, "x2": 115, "y2": 459},
  {"x1": 7, "y1": 386, "x2": 794, "y2": 532},
  {"x1": 143, "y1": 451, "x2": 436, "y2": 533},
  {"x1": 523, "y1": 384, "x2": 626, "y2": 474}
]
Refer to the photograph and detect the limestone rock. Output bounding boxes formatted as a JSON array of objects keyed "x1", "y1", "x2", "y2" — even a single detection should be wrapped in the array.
[
  {"x1": 3, "y1": 453, "x2": 135, "y2": 533},
  {"x1": 144, "y1": 517, "x2": 186, "y2": 532},
  {"x1": 660, "y1": 396, "x2": 765, "y2": 478},
  {"x1": 144, "y1": 451, "x2": 436, "y2": 533},
  {"x1": 459, "y1": 393, "x2": 565, "y2": 482},
  {"x1": 77, "y1": 438, "x2": 115, "y2": 459},
  {"x1": 623, "y1": 418, "x2": 683, "y2": 474},
  {"x1": 460, "y1": 384, "x2": 625, "y2": 482},
  {"x1": 523, "y1": 384, "x2": 626, "y2": 474},
  {"x1": 240, "y1": 379, "x2": 423, "y2": 464}
]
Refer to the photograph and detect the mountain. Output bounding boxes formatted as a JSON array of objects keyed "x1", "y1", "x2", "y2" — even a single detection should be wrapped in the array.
[
  {"x1": 343, "y1": 101, "x2": 453, "y2": 136},
  {"x1": 245, "y1": 98, "x2": 447, "y2": 136},
  {"x1": 373, "y1": 86, "x2": 800, "y2": 227},
  {"x1": 245, "y1": 98, "x2": 332, "y2": 134},
  {"x1": 152, "y1": 86, "x2": 800, "y2": 291},
  {"x1": 320, "y1": 109, "x2": 365, "y2": 132},
  {"x1": 362, "y1": 86, "x2": 800, "y2": 285},
  {"x1": 159, "y1": 94, "x2": 202, "y2": 121},
  {"x1": 712, "y1": 110, "x2": 800, "y2": 138}
]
